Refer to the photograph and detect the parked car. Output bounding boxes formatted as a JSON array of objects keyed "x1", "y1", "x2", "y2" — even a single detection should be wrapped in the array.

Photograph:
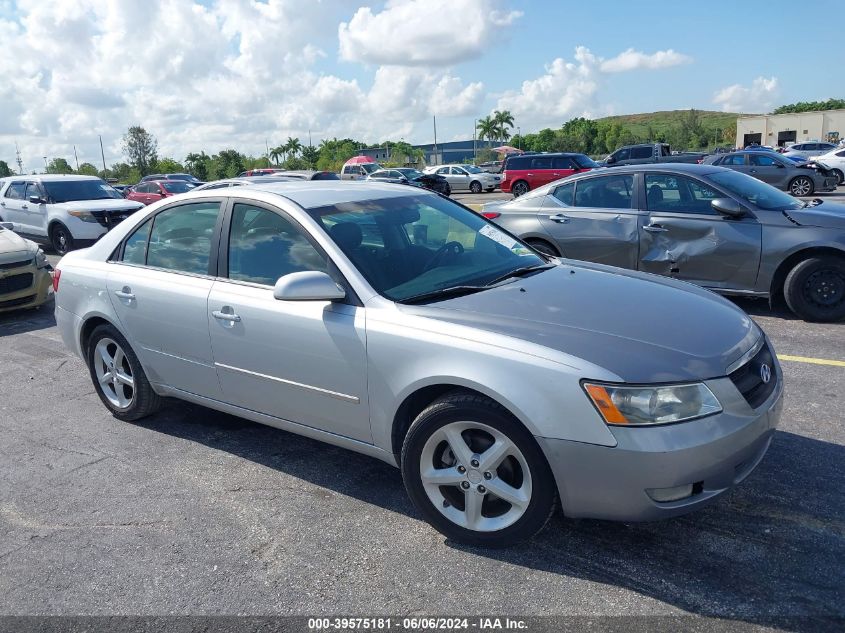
[
  {"x1": 192, "y1": 176, "x2": 298, "y2": 191},
  {"x1": 0, "y1": 222, "x2": 53, "y2": 312},
  {"x1": 500, "y1": 152, "x2": 599, "y2": 197},
  {"x1": 424, "y1": 164, "x2": 500, "y2": 194},
  {"x1": 341, "y1": 158, "x2": 381, "y2": 180},
  {"x1": 140, "y1": 173, "x2": 204, "y2": 186},
  {"x1": 0, "y1": 175, "x2": 144, "y2": 255},
  {"x1": 126, "y1": 179, "x2": 197, "y2": 205},
  {"x1": 275, "y1": 170, "x2": 341, "y2": 181},
  {"x1": 782, "y1": 142, "x2": 838, "y2": 160},
  {"x1": 368, "y1": 168, "x2": 451, "y2": 195},
  {"x1": 53, "y1": 180, "x2": 782, "y2": 546},
  {"x1": 482, "y1": 163, "x2": 845, "y2": 321},
  {"x1": 809, "y1": 147, "x2": 845, "y2": 185},
  {"x1": 605, "y1": 143, "x2": 707, "y2": 167},
  {"x1": 702, "y1": 151, "x2": 837, "y2": 196},
  {"x1": 237, "y1": 169, "x2": 285, "y2": 177}
]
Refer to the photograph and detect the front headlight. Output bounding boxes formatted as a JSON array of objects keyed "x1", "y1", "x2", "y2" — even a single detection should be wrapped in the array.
[
  {"x1": 583, "y1": 382, "x2": 722, "y2": 426},
  {"x1": 34, "y1": 249, "x2": 50, "y2": 269},
  {"x1": 67, "y1": 210, "x2": 99, "y2": 222}
]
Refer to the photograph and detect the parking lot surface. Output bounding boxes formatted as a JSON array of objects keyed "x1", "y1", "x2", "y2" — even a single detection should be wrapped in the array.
[{"x1": 1, "y1": 196, "x2": 844, "y2": 628}]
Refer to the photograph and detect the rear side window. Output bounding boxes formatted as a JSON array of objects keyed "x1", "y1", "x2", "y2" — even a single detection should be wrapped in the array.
[
  {"x1": 574, "y1": 175, "x2": 634, "y2": 209},
  {"x1": 531, "y1": 157, "x2": 552, "y2": 169},
  {"x1": 722, "y1": 154, "x2": 746, "y2": 166},
  {"x1": 145, "y1": 202, "x2": 220, "y2": 275},
  {"x1": 630, "y1": 146, "x2": 653, "y2": 159},
  {"x1": 505, "y1": 156, "x2": 528, "y2": 170},
  {"x1": 5, "y1": 182, "x2": 26, "y2": 199},
  {"x1": 552, "y1": 182, "x2": 574, "y2": 206},
  {"x1": 227, "y1": 203, "x2": 327, "y2": 286}
]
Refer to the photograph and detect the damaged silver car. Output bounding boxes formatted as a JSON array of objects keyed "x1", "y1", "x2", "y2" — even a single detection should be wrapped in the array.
[{"x1": 483, "y1": 164, "x2": 845, "y2": 322}]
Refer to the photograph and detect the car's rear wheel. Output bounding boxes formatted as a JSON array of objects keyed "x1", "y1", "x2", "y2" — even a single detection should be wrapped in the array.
[
  {"x1": 789, "y1": 176, "x2": 814, "y2": 197},
  {"x1": 86, "y1": 324, "x2": 162, "y2": 421},
  {"x1": 512, "y1": 181, "x2": 529, "y2": 197},
  {"x1": 784, "y1": 256, "x2": 845, "y2": 322},
  {"x1": 525, "y1": 239, "x2": 560, "y2": 257},
  {"x1": 401, "y1": 392, "x2": 557, "y2": 547},
  {"x1": 469, "y1": 180, "x2": 482, "y2": 194},
  {"x1": 49, "y1": 223, "x2": 73, "y2": 256}
]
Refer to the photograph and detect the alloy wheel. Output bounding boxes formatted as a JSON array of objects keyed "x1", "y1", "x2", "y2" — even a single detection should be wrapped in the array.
[
  {"x1": 419, "y1": 421, "x2": 532, "y2": 532},
  {"x1": 93, "y1": 337, "x2": 135, "y2": 409},
  {"x1": 790, "y1": 177, "x2": 812, "y2": 196}
]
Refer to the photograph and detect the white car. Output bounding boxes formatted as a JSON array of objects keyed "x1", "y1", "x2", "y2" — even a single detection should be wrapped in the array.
[
  {"x1": 424, "y1": 164, "x2": 501, "y2": 193},
  {"x1": 0, "y1": 222, "x2": 53, "y2": 312},
  {"x1": 782, "y1": 141, "x2": 838, "y2": 161},
  {"x1": 0, "y1": 175, "x2": 144, "y2": 255},
  {"x1": 809, "y1": 147, "x2": 845, "y2": 185}
]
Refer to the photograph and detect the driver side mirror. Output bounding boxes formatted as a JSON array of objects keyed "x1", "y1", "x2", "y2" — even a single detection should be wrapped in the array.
[
  {"x1": 711, "y1": 197, "x2": 745, "y2": 218},
  {"x1": 605, "y1": 155, "x2": 616, "y2": 164},
  {"x1": 273, "y1": 271, "x2": 346, "y2": 302},
  {"x1": 28, "y1": 195, "x2": 44, "y2": 204}
]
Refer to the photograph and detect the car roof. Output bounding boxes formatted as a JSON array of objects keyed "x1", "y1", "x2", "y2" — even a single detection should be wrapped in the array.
[
  {"x1": 0, "y1": 174, "x2": 102, "y2": 182},
  {"x1": 586, "y1": 163, "x2": 722, "y2": 176}
]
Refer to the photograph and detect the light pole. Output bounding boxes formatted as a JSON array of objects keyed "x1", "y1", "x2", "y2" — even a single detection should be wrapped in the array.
[
  {"x1": 43, "y1": 156, "x2": 48, "y2": 173},
  {"x1": 517, "y1": 127, "x2": 521, "y2": 150}
]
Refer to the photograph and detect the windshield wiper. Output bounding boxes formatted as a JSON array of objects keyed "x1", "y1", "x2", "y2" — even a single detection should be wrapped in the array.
[
  {"x1": 485, "y1": 263, "x2": 556, "y2": 287},
  {"x1": 401, "y1": 285, "x2": 488, "y2": 305}
]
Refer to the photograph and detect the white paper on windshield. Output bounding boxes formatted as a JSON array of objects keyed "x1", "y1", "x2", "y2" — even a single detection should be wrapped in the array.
[{"x1": 478, "y1": 224, "x2": 533, "y2": 256}]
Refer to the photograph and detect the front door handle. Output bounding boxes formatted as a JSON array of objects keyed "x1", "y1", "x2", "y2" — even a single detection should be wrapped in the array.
[
  {"x1": 212, "y1": 309, "x2": 241, "y2": 323},
  {"x1": 549, "y1": 213, "x2": 570, "y2": 223},
  {"x1": 114, "y1": 286, "x2": 135, "y2": 300},
  {"x1": 20, "y1": 204, "x2": 28, "y2": 210},
  {"x1": 644, "y1": 224, "x2": 668, "y2": 233}
]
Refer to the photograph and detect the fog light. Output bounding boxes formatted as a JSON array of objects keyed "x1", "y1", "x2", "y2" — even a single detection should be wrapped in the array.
[{"x1": 646, "y1": 484, "x2": 694, "y2": 503}]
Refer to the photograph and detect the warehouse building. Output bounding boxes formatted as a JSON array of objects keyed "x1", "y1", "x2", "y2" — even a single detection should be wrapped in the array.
[{"x1": 736, "y1": 109, "x2": 845, "y2": 148}]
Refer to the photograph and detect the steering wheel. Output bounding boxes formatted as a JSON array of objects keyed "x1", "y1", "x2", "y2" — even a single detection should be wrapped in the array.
[{"x1": 423, "y1": 241, "x2": 465, "y2": 272}]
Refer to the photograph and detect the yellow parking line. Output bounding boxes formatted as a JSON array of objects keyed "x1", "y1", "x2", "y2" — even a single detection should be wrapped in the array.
[{"x1": 778, "y1": 354, "x2": 845, "y2": 367}]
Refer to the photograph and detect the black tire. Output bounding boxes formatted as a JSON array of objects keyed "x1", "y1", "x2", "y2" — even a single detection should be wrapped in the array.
[
  {"x1": 789, "y1": 176, "x2": 814, "y2": 197},
  {"x1": 512, "y1": 180, "x2": 529, "y2": 197},
  {"x1": 401, "y1": 391, "x2": 557, "y2": 547},
  {"x1": 444, "y1": 184, "x2": 451, "y2": 196},
  {"x1": 526, "y1": 239, "x2": 560, "y2": 257},
  {"x1": 832, "y1": 169, "x2": 844, "y2": 186},
  {"x1": 784, "y1": 256, "x2": 845, "y2": 322},
  {"x1": 469, "y1": 180, "x2": 482, "y2": 194},
  {"x1": 86, "y1": 324, "x2": 163, "y2": 421},
  {"x1": 50, "y1": 223, "x2": 74, "y2": 255}
]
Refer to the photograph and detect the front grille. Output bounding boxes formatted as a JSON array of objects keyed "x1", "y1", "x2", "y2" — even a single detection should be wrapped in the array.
[
  {"x1": 729, "y1": 342, "x2": 777, "y2": 409},
  {"x1": 0, "y1": 273, "x2": 34, "y2": 295},
  {"x1": 0, "y1": 294, "x2": 35, "y2": 308},
  {"x1": 0, "y1": 258, "x2": 32, "y2": 270},
  {"x1": 91, "y1": 208, "x2": 140, "y2": 229}
]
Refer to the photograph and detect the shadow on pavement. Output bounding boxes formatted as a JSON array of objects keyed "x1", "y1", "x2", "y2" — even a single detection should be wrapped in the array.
[
  {"x1": 136, "y1": 402, "x2": 844, "y2": 630},
  {"x1": 0, "y1": 299, "x2": 56, "y2": 338}
]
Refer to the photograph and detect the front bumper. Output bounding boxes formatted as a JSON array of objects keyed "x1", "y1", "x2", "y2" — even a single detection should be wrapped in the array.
[
  {"x1": 0, "y1": 265, "x2": 53, "y2": 312},
  {"x1": 537, "y1": 376, "x2": 783, "y2": 521},
  {"x1": 818, "y1": 176, "x2": 838, "y2": 192}
]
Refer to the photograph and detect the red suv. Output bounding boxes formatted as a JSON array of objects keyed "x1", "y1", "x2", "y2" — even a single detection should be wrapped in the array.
[
  {"x1": 126, "y1": 180, "x2": 195, "y2": 205},
  {"x1": 501, "y1": 152, "x2": 599, "y2": 197}
]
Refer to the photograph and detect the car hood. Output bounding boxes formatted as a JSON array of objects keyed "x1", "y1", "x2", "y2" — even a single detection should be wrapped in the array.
[
  {"x1": 401, "y1": 263, "x2": 761, "y2": 383},
  {"x1": 785, "y1": 202, "x2": 845, "y2": 228},
  {"x1": 55, "y1": 199, "x2": 144, "y2": 212},
  {"x1": 0, "y1": 229, "x2": 36, "y2": 258}
]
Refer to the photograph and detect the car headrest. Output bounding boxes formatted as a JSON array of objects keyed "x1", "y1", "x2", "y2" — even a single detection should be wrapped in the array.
[
  {"x1": 330, "y1": 222, "x2": 363, "y2": 250},
  {"x1": 647, "y1": 184, "x2": 663, "y2": 203}
]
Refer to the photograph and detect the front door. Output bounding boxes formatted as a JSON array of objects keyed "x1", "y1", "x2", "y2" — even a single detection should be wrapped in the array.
[
  {"x1": 639, "y1": 173, "x2": 762, "y2": 290},
  {"x1": 22, "y1": 182, "x2": 48, "y2": 237},
  {"x1": 106, "y1": 200, "x2": 224, "y2": 399},
  {"x1": 748, "y1": 153, "x2": 786, "y2": 185},
  {"x1": 448, "y1": 167, "x2": 471, "y2": 191},
  {"x1": 539, "y1": 175, "x2": 642, "y2": 269},
  {"x1": 208, "y1": 200, "x2": 371, "y2": 442}
]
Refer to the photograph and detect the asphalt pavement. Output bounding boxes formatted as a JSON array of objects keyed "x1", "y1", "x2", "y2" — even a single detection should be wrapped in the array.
[{"x1": 1, "y1": 193, "x2": 844, "y2": 629}]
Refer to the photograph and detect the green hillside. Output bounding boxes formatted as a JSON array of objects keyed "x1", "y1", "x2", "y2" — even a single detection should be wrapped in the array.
[{"x1": 597, "y1": 109, "x2": 744, "y2": 143}]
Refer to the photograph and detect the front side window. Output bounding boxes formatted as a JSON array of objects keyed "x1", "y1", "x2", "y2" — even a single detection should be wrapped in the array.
[
  {"x1": 4, "y1": 182, "x2": 25, "y2": 199},
  {"x1": 573, "y1": 155, "x2": 600, "y2": 169},
  {"x1": 552, "y1": 182, "x2": 574, "y2": 206},
  {"x1": 309, "y1": 194, "x2": 544, "y2": 302},
  {"x1": 574, "y1": 175, "x2": 634, "y2": 209},
  {"x1": 613, "y1": 148, "x2": 630, "y2": 161},
  {"x1": 227, "y1": 204, "x2": 327, "y2": 286},
  {"x1": 552, "y1": 157, "x2": 576, "y2": 170},
  {"x1": 144, "y1": 202, "x2": 220, "y2": 274},
  {"x1": 645, "y1": 174, "x2": 719, "y2": 214},
  {"x1": 750, "y1": 154, "x2": 779, "y2": 167},
  {"x1": 161, "y1": 181, "x2": 194, "y2": 193},
  {"x1": 25, "y1": 182, "x2": 42, "y2": 200},
  {"x1": 451, "y1": 167, "x2": 467, "y2": 175}
]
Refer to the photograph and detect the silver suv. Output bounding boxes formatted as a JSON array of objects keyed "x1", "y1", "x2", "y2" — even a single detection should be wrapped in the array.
[
  {"x1": 424, "y1": 164, "x2": 501, "y2": 193},
  {"x1": 0, "y1": 175, "x2": 144, "y2": 255}
]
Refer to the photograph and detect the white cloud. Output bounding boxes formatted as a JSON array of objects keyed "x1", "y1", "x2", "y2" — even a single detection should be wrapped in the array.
[
  {"x1": 339, "y1": 0, "x2": 522, "y2": 66},
  {"x1": 713, "y1": 76, "x2": 779, "y2": 113},
  {"x1": 600, "y1": 48, "x2": 692, "y2": 73}
]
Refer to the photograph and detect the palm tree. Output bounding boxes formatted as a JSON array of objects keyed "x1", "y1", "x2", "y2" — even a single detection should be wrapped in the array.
[
  {"x1": 476, "y1": 116, "x2": 497, "y2": 147},
  {"x1": 493, "y1": 110, "x2": 515, "y2": 142},
  {"x1": 284, "y1": 137, "x2": 303, "y2": 159},
  {"x1": 269, "y1": 145, "x2": 284, "y2": 166}
]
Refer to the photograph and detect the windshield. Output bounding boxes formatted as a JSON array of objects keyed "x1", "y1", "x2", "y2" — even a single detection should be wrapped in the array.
[
  {"x1": 709, "y1": 170, "x2": 804, "y2": 211},
  {"x1": 166, "y1": 174, "x2": 194, "y2": 182},
  {"x1": 397, "y1": 169, "x2": 424, "y2": 179},
  {"x1": 42, "y1": 179, "x2": 123, "y2": 203},
  {"x1": 463, "y1": 165, "x2": 483, "y2": 174},
  {"x1": 574, "y1": 155, "x2": 600, "y2": 169},
  {"x1": 361, "y1": 163, "x2": 380, "y2": 174},
  {"x1": 161, "y1": 181, "x2": 195, "y2": 193},
  {"x1": 308, "y1": 194, "x2": 545, "y2": 302}
]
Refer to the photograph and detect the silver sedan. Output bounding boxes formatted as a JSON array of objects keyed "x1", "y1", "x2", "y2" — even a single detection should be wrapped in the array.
[{"x1": 53, "y1": 181, "x2": 782, "y2": 546}]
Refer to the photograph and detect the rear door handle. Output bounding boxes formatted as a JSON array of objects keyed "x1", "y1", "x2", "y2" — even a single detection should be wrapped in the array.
[
  {"x1": 644, "y1": 224, "x2": 668, "y2": 233},
  {"x1": 114, "y1": 286, "x2": 135, "y2": 300},
  {"x1": 212, "y1": 309, "x2": 241, "y2": 323},
  {"x1": 549, "y1": 213, "x2": 570, "y2": 223},
  {"x1": 20, "y1": 204, "x2": 28, "y2": 209}
]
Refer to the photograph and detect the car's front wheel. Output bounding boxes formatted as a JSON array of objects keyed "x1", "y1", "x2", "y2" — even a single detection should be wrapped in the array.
[
  {"x1": 784, "y1": 256, "x2": 845, "y2": 322},
  {"x1": 469, "y1": 180, "x2": 483, "y2": 194},
  {"x1": 86, "y1": 324, "x2": 162, "y2": 421},
  {"x1": 401, "y1": 392, "x2": 557, "y2": 547},
  {"x1": 789, "y1": 176, "x2": 814, "y2": 197},
  {"x1": 832, "y1": 169, "x2": 844, "y2": 186}
]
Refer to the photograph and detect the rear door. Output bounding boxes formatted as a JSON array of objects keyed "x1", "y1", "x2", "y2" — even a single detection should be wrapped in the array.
[
  {"x1": 528, "y1": 156, "x2": 557, "y2": 187},
  {"x1": 106, "y1": 199, "x2": 225, "y2": 399},
  {"x1": 638, "y1": 173, "x2": 761, "y2": 290},
  {"x1": 0, "y1": 181, "x2": 27, "y2": 229},
  {"x1": 539, "y1": 174, "x2": 642, "y2": 269}
]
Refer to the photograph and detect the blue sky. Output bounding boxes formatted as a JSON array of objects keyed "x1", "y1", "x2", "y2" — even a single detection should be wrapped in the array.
[{"x1": 1, "y1": 0, "x2": 841, "y2": 169}]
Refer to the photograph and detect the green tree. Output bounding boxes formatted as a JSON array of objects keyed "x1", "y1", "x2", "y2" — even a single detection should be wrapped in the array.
[
  {"x1": 77, "y1": 162, "x2": 99, "y2": 176},
  {"x1": 476, "y1": 116, "x2": 497, "y2": 145},
  {"x1": 208, "y1": 149, "x2": 245, "y2": 179},
  {"x1": 184, "y1": 152, "x2": 209, "y2": 180},
  {"x1": 270, "y1": 145, "x2": 285, "y2": 166},
  {"x1": 47, "y1": 158, "x2": 74, "y2": 174},
  {"x1": 773, "y1": 98, "x2": 845, "y2": 114},
  {"x1": 154, "y1": 157, "x2": 184, "y2": 173},
  {"x1": 284, "y1": 137, "x2": 303, "y2": 159},
  {"x1": 0, "y1": 160, "x2": 13, "y2": 177},
  {"x1": 301, "y1": 145, "x2": 319, "y2": 168},
  {"x1": 122, "y1": 125, "x2": 158, "y2": 176},
  {"x1": 282, "y1": 157, "x2": 308, "y2": 170},
  {"x1": 492, "y1": 110, "x2": 515, "y2": 142},
  {"x1": 108, "y1": 162, "x2": 133, "y2": 182}
]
